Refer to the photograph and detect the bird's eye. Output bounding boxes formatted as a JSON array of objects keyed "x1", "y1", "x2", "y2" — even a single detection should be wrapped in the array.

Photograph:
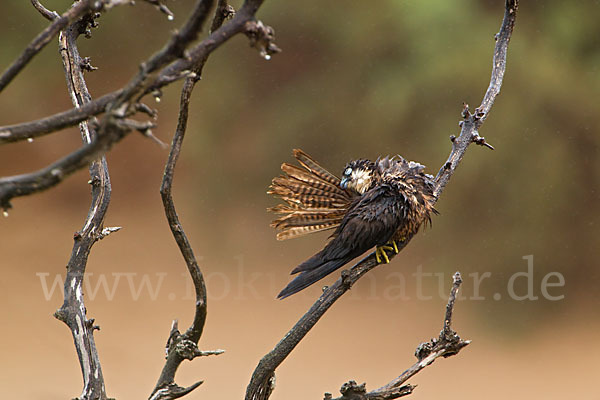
[{"x1": 344, "y1": 167, "x2": 352, "y2": 176}]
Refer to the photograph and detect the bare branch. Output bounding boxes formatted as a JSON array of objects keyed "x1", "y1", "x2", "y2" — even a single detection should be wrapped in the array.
[
  {"x1": 322, "y1": 274, "x2": 468, "y2": 400},
  {"x1": 150, "y1": 3, "x2": 241, "y2": 397},
  {"x1": 151, "y1": 74, "x2": 209, "y2": 400},
  {"x1": 0, "y1": 115, "x2": 145, "y2": 211},
  {"x1": 362, "y1": 273, "x2": 470, "y2": 399},
  {"x1": 0, "y1": 0, "x2": 278, "y2": 145},
  {"x1": 141, "y1": 0, "x2": 174, "y2": 19},
  {"x1": 433, "y1": 0, "x2": 518, "y2": 198},
  {"x1": 0, "y1": 0, "x2": 105, "y2": 92},
  {"x1": 246, "y1": 1, "x2": 518, "y2": 399},
  {"x1": 139, "y1": 0, "x2": 276, "y2": 97},
  {"x1": 31, "y1": 0, "x2": 59, "y2": 21},
  {"x1": 0, "y1": 0, "x2": 248, "y2": 209},
  {"x1": 0, "y1": 90, "x2": 121, "y2": 144},
  {"x1": 52, "y1": 14, "x2": 113, "y2": 400},
  {"x1": 118, "y1": 0, "x2": 218, "y2": 105}
]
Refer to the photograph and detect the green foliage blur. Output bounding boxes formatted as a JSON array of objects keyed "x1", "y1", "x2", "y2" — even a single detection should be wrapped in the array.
[{"x1": 0, "y1": 0, "x2": 598, "y2": 322}]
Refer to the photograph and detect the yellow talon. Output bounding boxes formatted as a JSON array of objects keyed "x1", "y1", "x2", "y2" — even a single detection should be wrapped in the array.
[
  {"x1": 375, "y1": 241, "x2": 400, "y2": 264},
  {"x1": 376, "y1": 246, "x2": 390, "y2": 264}
]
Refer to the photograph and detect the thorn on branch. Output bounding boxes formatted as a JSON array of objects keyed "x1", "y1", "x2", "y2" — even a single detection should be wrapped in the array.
[
  {"x1": 86, "y1": 318, "x2": 101, "y2": 331},
  {"x1": 135, "y1": 102, "x2": 158, "y2": 119},
  {"x1": 80, "y1": 57, "x2": 98, "y2": 72},
  {"x1": 98, "y1": 226, "x2": 121, "y2": 240},
  {"x1": 461, "y1": 103, "x2": 470, "y2": 119},
  {"x1": 195, "y1": 349, "x2": 226, "y2": 357},
  {"x1": 150, "y1": 382, "x2": 204, "y2": 400},
  {"x1": 165, "y1": 319, "x2": 180, "y2": 356},
  {"x1": 141, "y1": 0, "x2": 174, "y2": 20},
  {"x1": 244, "y1": 20, "x2": 281, "y2": 60},
  {"x1": 471, "y1": 133, "x2": 495, "y2": 150},
  {"x1": 142, "y1": 129, "x2": 168, "y2": 148}
]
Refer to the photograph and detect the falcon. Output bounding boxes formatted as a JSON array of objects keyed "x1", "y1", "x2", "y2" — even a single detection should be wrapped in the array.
[{"x1": 268, "y1": 149, "x2": 437, "y2": 299}]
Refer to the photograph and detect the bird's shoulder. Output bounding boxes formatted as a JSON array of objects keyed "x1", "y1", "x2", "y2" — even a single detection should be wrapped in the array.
[{"x1": 342, "y1": 182, "x2": 406, "y2": 222}]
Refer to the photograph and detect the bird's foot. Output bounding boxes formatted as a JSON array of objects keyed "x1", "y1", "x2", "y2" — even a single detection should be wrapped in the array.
[{"x1": 375, "y1": 241, "x2": 399, "y2": 264}]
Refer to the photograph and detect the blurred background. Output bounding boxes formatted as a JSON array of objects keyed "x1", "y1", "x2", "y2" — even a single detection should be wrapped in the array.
[{"x1": 1, "y1": 0, "x2": 598, "y2": 398}]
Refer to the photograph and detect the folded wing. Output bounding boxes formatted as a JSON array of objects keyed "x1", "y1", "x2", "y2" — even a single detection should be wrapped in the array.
[{"x1": 277, "y1": 184, "x2": 405, "y2": 299}]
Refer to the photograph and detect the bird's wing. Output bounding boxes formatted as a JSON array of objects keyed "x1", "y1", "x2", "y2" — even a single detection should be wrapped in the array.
[
  {"x1": 291, "y1": 184, "x2": 405, "y2": 274},
  {"x1": 268, "y1": 149, "x2": 358, "y2": 240},
  {"x1": 277, "y1": 185, "x2": 405, "y2": 298}
]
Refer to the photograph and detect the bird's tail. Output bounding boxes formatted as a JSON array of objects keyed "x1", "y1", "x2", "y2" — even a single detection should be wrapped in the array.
[
  {"x1": 268, "y1": 149, "x2": 356, "y2": 240},
  {"x1": 277, "y1": 256, "x2": 351, "y2": 299}
]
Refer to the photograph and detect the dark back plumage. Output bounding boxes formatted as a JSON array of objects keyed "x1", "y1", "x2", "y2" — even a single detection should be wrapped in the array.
[{"x1": 269, "y1": 150, "x2": 437, "y2": 299}]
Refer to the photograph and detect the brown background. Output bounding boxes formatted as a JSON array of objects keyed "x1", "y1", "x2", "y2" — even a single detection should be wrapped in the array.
[{"x1": 1, "y1": 0, "x2": 599, "y2": 399}]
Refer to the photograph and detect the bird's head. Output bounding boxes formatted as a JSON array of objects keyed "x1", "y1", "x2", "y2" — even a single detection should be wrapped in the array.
[{"x1": 340, "y1": 159, "x2": 377, "y2": 194}]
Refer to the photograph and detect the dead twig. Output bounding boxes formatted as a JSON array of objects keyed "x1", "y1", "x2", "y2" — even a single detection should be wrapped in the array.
[
  {"x1": 0, "y1": 0, "x2": 108, "y2": 92},
  {"x1": 31, "y1": 0, "x2": 59, "y2": 21},
  {"x1": 149, "y1": 3, "x2": 236, "y2": 399},
  {"x1": 323, "y1": 274, "x2": 468, "y2": 400},
  {"x1": 52, "y1": 13, "x2": 113, "y2": 400},
  {"x1": 0, "y1": 0, "x2": 277, "y2": 146}
]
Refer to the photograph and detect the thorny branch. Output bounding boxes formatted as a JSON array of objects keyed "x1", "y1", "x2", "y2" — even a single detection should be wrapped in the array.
[
  {"x1": 0, "y1": 0, "x2": 109, "y2": 92},
  {"x1": 0, "y1": 115, "x2": 147, "y2": 211},
  {"x1": 52, "y1": 12, "x2": 113, "y2": 400},
  {"x1": 0, "y1": 0, "x2": 279, "y2": 211},
  {"x1": 323, "y1": 273, "x2": 468, "y2": 400},
  {"x1": 31, "y1": 0, "x2": 59, "y2": 21},
  {"x1": 351, "y1": 272, "x2": 469, "y2": 400},
  {"x1": 0, "y1": 0, "x2": 274, "y2": 398},
  {"x1": 433, "y1": 0, "x2": 518, "y2": 198},
  {"x1": 150, "y1": 2, "x2": 231, "y2": 399},
  {"x1": 245, "y1": 1, "x2": 519, "y2": 399},
  {"x1": 0, "y1": 0, "x2": 277, "y2": 145},
  {"x1": 151, "y1": 75, "x2": 209, "y2": 400}
]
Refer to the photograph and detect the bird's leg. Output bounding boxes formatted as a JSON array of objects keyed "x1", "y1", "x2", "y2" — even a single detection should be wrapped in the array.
[{"x1": 375, "y1": 240, "x2": 400, "y2": 264}]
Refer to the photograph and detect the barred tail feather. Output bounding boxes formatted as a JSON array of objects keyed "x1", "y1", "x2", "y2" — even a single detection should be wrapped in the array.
[
  {"x1": 293, "y1": 149, "x2": 340, "y2": 186},
  {"x1": 275, "y1": 223, "x2": 340, "y2": 240},
  {"x1": 268, "y1": 149, "x2": 357, "y2": 240}
]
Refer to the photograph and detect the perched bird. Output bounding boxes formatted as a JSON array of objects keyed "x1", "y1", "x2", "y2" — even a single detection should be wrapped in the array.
[{"x1": 268, "y1": 149, "x2": 437, "y2": 299}]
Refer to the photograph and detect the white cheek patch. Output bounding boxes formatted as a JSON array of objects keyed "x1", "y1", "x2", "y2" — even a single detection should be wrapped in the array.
[{"x1": 350, "y1": 169, "x2": 372, "y2": 194}]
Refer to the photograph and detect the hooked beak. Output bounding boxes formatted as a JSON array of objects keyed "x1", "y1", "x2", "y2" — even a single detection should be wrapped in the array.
[{"x1": 340, "y1": 177, "x2": 349, "y2": 189}]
